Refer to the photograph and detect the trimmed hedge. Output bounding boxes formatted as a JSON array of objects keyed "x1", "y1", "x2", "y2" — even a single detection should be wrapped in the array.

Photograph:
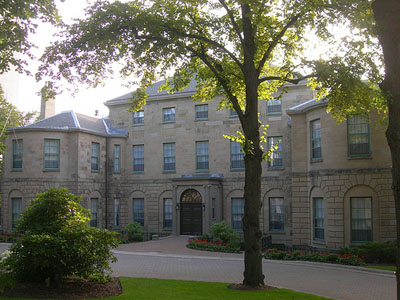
[{"x1": 340, "y1": 241, "x2": 396, "y2": 264}]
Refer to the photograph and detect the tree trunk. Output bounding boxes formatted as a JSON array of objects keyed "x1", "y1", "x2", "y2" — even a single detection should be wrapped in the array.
[{"x1": 372, "y1": 0, "x2": 400, "y2": 298}]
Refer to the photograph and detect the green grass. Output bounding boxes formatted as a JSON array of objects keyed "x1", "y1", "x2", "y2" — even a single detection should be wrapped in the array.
[
  {"x1": 364, "y1": 265, "x2": 396, "y2": 272},
  {"x1": 0, "y1": 277, "x2": 333, "y2": 300}
]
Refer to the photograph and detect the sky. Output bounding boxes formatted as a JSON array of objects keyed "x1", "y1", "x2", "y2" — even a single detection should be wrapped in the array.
[{"x1": 0, "y1": 0, "x2": 134, "y2": 118}]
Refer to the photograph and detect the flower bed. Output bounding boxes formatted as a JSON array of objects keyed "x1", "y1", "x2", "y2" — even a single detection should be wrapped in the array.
[
  {"x1": 263, "y1": 248, "x2": 365, "y2": 266},
  {"x1": 0, "y1": 234, "x2": 21, "y2": 243},
  {"x1": 187, "y1": 238, "x2": 240, "y2": 253}
]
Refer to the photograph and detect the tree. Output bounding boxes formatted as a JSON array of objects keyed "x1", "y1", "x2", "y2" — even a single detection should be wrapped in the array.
[
  {"x1": 0, "y1": 0, "x2": 60, "y2": 74},
  {"x1": 6, "y1": 188, "x2": 119, "y2": 286},
  {"x1": 37, "y1": 0, "x2": 357, "y2": 287}
]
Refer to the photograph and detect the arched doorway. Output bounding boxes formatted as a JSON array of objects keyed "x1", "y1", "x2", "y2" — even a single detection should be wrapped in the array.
[{"x1": 180, "y1": 189, "x2": 202, "y2": 235}]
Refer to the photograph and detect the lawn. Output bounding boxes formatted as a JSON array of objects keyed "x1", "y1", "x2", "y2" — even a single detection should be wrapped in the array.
[
  {"x1": 0, "y1": 277, "x2": 333, "y2": 300},
  {"x1": 364, "y1": 265, "x2": 396, "y2": 272}
]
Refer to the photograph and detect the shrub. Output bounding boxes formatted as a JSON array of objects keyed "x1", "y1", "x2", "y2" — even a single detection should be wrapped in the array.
[
  {"x1": 209, "y1": 221, "x2": 240, "y2": 244},
  {"x1": 123, "y1": 222, "x2": 144, "y2": 242},
  {"x1": 5, "y1": 188, "x2": 119, "y2": 286},
  {"x1": 187, "y1": 238, "x2": 240, "y2": 253},
  {"x1": 340, "y1": 241, "x2": 396, "y2": 264},
  {"x1": 263, "y1": 248, "x2": 365, "y2": 266}
]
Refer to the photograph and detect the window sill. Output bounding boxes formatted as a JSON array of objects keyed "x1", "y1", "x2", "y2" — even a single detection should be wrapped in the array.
[
  {"x1": 163, "y1": 121, "x2": 176, "y2": 124},
  {"x1": 230, "y1": 168, "x2": 245, "y2": 172},
  {"x1": 195, "y1": 170, "x2": 210, "y2": 173},
  {"x1": 163, "y1": 171, "x2": 176, "y2": 174},
  {"x1": 91, "y1": 170, "x2": 100, "y2": 173},
  {"x1": 195, "y1": 118, "x2": 208, "y2": 121},
  {"x1": 347, "y1": 155, "x2": 372, "y2": 160},
  {"x1": 269, "y1": 230, "x2": 285, "y2": 235},
  {"x1": 311, "y1": 158, "x2": 323, "y2": 163},
  {"x1": 133, "y1": 171, "x2": 144, "y2": 174},
  {"x1": 268, "y1": 167, "x2": 284, "y2": 170},
  {"x1": 43, "y1": 169, "x2": 60, "y2": 172},
  {"x1": 11, "y1": 169, "x2": 23, "y2": 172},
  {"x1": 132, "y1": 124, "x2": 144, "y2": 127},
  {"x1": 266, "y1": 112, "x2": 282, "y2": 116}
]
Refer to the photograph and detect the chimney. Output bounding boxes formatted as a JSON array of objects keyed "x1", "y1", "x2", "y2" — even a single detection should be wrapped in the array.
[{"x1": 40, "y1": 82, "x2": 56, "y2": 120}]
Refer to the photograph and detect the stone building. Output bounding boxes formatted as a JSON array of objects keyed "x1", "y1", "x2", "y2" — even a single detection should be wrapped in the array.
[{"x1": 0, "y1": 79, "x2": 395, "y2": 250}]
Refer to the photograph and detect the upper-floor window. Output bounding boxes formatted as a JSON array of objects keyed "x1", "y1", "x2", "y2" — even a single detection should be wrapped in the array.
[
  {"x1": 90, "y1": 198, "x2": 98, "y2": 227},
  {"x1": 310, "y1": 119, "x2": 322, "y2": 160},
  {"x1": 269, "y1": 197, "x2": 284, "y2": 231},
  {"x1": 231, "y1": 197, "x2": 244, "y2": 231},
  {"x1": 113, "y1": 145, "x2": 121, "y2": 173},
  {"x1": 11, "y1": 197, "x2": 22, "y2": 230},
  {"x1": 133, "y1": 110, "x2": 144, "y2": 125},
  {"x1": 133, "y1": 145, "x2": 144, "y2": 172},
  {"x1": 12, "y1": 139, "x2": 23, "y2": 170},
  {"x1": 196, "y1": 141, "x2": 209, "y2": 171},
  {"x1": 133, "y1": 198, "x2": 145, "y2": 227},
  {"x1": 195, "y1": 104, "x2": 208, "y2": 120},
  {"x1": 163, "y1": 107, "x2": 175, "y2": 122},
  {"x1": 230, "y1": 109, "x2": 238, "y2": 117},
  {"x1": 313, "y1": 197, "x2": 324, "y2": 241},
  {"x1": 91, "y1": 142, "x2": 100, "y2": 172},
  {"x1": 267, "y1": 99, "x2": 282, "y2": 114},
  {"x1": 267, "y1": 136, "x2": 283, "y2": 168},
  {"x1": 163, "y1": 142, "x2": 176, "y2": 172},
  {"x1": 230, "y1": 141, "x2": 244, "y2": 170},
  {"x1": 351, "y1": 197, "x2": 373, "y2": 243},
  {"x1": 44, "y1": 139, "x2": 60, "y2": 170},
  {"x1": 347, "y1": 115, "x2": 370, "y2": 157}
]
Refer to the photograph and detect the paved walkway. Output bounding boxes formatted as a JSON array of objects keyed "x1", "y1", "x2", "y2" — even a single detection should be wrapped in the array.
[{"x1": 1, "y1": 237, "x2": 396, "y2": 300}]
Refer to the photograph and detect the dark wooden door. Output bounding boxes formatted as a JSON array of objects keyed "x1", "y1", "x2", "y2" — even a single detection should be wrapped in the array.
[{"x1": 180, "y1": 203, "x2": 202, "y2": 235}]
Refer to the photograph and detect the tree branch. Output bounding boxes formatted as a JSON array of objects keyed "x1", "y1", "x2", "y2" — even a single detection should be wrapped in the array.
[
  {"x1": 258, "y1": 73, "x2": 316, "y2": 84},
  {"x1": 163, "y1": 25, "x2": 244, "y2": 71},
  {"x1": 256, "y1": 13, "x2": 303, "y2": 75},
  {"x1": 218, "y1": 0, "x2": 244, "y2": 45}
]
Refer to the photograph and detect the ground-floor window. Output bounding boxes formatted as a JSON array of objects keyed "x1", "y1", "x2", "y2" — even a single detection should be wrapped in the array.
[
  {"x1": 11, "y1": 197, "x2": 22, "y2": 230},
  {"x1": 114, "y1": 199, "x2": 120, "y2": 228},
  {"x1": 269, "y1": 197, "x2": 284, "y2": 231},
  {"x1": 133, "y1": 198, "x2": 144, "y2": 226},
  {"x1": 351, "y1": 197, "x2": 373, "y2": 242},
  {"x1": 313, "y1": 197, "x2": 324, "y2": 240},
  {"x1": 90, "y1": 198, "x2": 98, "y2": 227},
  {"x1": 163, "y1": 198, "x2": 173, "y2": 229},
  {"x1": 231, "y1": 198, "x2": 244, "y2": 230}
]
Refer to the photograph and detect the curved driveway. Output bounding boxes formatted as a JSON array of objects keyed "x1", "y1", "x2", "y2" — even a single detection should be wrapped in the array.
[{"x1": 1, "y1": 236, "x2": 396, "y2": 300}]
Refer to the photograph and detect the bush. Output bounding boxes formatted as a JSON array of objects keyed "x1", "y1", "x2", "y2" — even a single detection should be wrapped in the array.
[
  {"x1": 263, "y1": 248, "x2": 365, "y2": 266},
  {"x1": 187, "y1": 238, "x2": 241, "y2": 253},
  {"x1": 209, "y1": 221, "x2": 240, "y2": 245},
  {"x1": 340, "y1": 241, "x2": 396, "y2": 264},
  {"x1": 5, "y1": 188, "x2": 119, "y2": 286},
  {"x1": 123, "y1": 222, "x2": 144, "y2": 242}
]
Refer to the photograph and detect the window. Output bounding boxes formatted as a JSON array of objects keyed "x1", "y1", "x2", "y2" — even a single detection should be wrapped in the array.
[
  {"x1": 163, "y1": 143, "x2": 176, "y2": 171},
  {"x1": 90, "y1": 198, "x2": 98, "y2": 227},
  {"x1": 348, "y1": 115, "x2": 370, "y2": 156},
  {"x1": 114, "y1": 199, "x2": 120, "y2": 228},
  {"x1": 269, "y1": 198, "x2": 284, "y2": 231},
  {"x1": 133, "y1": 145, "x2": 144, "y2": 172},
  {"x1": 230, "y1": 141, "x2": 244, "y2": 170},
  {"x1": 195, "y1": 104, "x2": 208, "y2": 120},
  {"x1": 313, "y1": 198, "x2": 324, "y2": 240},
  {"x1": 114, "y1": 145, "x2": 121, "y2": 173},
  {"x1": 133, "y1": 198, "x2": 144, "y2": 226},
  {"x1": 267, "y1": 99, "x2": 282, "y2": 114},
  {"x1": 44, "y1": 139, "x2": 60, "y2": 170},
  {"x1": 11, "y1": 197, "x2": 22, "y2": 230},
  {"x1": 351, "y1": 197, "x2": 373, "y2": 242},
  {"x1": 91, "y1": 142, "x2": 100, "y2": 171},
  {"x1": 12, "y1": 139, "x2": 23, "y2": 169},
  {"x1": 133, "y1": 110, "x2": 144, "y2": 125},
  {"x1": 163, "y1": 107, "x2": 175, "y2": 122},
  {"x1": 163, "y1": 198, "x2": 173, "y2": 229},
  {"x1": 232, "y1": 198, "x2": 244, "y2": 230},
  {"x1": 310, "y1": 119, "x2": 322, "y2": 160},
  {"x1": 267, "y1": 136, "x2": 283, "y2": 168},
  {"x1": 230, "y1": 109, "x2": 238, "y2": 117},
  {"x1": 196, "y1": 141, "x2": 209, "y2": 170}
]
